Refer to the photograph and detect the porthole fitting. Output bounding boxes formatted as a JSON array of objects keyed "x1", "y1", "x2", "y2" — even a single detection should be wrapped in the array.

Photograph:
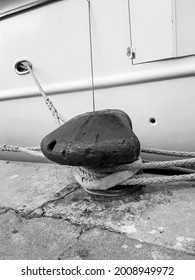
[{"x1": 14, "y1": 59, "x2": 32, "y2": 75}]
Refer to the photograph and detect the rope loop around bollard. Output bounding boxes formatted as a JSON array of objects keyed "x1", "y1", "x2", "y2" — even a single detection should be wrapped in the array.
[
  {"x1": 72, "y1": 155, "x2": 195, "y2": 198},
  {"x1": 1, "y1": 143, "x2": 195, "y2": 198}
]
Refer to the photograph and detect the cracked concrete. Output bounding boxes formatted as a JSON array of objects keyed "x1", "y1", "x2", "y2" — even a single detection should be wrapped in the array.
[
  {"x1": 0, "y1": 160, "x2": 195, "y2": 259},
  {"x1": 0, "y1": 160, "x2": 75, "y2": 213},
  {"x1": 0, "y1": 210, "x2": 194, "y2": 260},
  {"x1": 64, "y1": 227, "x2": 195, "y2": 260},
  {"x1": 0, "y1": 211, "x2": 80, "y2": 260},
  {"x1": 41, "y1": 182, "x2": 195, "y2": 255}
]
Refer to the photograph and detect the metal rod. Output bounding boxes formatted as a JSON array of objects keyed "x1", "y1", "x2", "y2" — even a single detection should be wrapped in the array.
[{"x1": 87, "y1": 0, "x2": 96, "y2": 112}]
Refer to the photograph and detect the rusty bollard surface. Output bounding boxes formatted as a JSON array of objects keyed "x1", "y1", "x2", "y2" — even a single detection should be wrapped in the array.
[{"x1": 41, "y1": 109, "x2": 140, "y2": 167}]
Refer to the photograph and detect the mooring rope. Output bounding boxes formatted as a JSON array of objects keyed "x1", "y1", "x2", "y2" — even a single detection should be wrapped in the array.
[
  {"x1": 1, "y1": 143, "x2": 195, "y2": 190},
  {"x1": 23, "y1": 62, "x2": 66, "y2": 127},
  {"x1": 73, "y1": 159, "x2": 195, "y2": 191},
  {"x1": 142, "y1": 147, "x2": 195, "y2": 158},
  {"x1": 72, "y1": 154, "x2": 195, "y2": 190},
  {"x1": 0, "y1": 144, "x2": 44, "y2": 158}
]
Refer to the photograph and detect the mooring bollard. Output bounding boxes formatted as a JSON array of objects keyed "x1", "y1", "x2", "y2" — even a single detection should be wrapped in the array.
[{"x1": 41, "y1": 109, "x2": 142, "y2": 198}]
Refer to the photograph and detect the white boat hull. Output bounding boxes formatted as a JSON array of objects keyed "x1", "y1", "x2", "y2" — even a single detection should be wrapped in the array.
[{"x1": 1, "y1": 0, "x2": 195, "y2": 161}]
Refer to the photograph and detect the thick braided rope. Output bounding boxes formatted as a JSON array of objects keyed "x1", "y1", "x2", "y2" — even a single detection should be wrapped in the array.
[
  {"x1": 0, "y1": 144, "x2": 44, "y2": 158},
  {"x1": 82, "y1": 156, "x2": 195, "y2": 173},
  {"x1": 73, "y1": 166, "x2": 195, "y2": 190},
  {"x1": 73, "y1": 156, "x2": 195, "y2": 190},
  {"x1": 1, "y1": 143, "x2": 195, "y2": 189},
  {"x1": 142, "y1": 147, "x2": 195, "y2": 157},
  {"x1": 1, "y1": 144, "x2": 195, "y2": 189},
  {"x1": 1, "y1": 144, "x2": 195, "y2": 175},
  {"x1": 23, "y1": 62, "x2": 66, "y2": 126}
]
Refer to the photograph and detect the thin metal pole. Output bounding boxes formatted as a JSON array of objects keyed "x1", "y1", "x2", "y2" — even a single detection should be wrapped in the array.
[
  {"x1": 127, "y1": 0, "x2": 134, "y2": 64},
  {"x1": 171, "y1": 0, "x2": 177, "y2": 57},
  {"x1": 87, "y1": 0, "x2": 96, "y2": 112},
  {"x1": 127, "y1": 0, "x2": 133, "y2": 48}
]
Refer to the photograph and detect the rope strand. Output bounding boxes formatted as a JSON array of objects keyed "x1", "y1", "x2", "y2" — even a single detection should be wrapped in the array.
[
  {"x1": 141, "y1": 146, "x2": 195, "y2": 157},
  {"x1": 1, "y1": 143, "x2": 195, "y2": 189},
  {"x1": 23, "y1": 62, "x2": 66, "y2": 126}
]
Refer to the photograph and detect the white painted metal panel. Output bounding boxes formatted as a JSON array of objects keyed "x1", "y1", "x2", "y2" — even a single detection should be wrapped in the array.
[
  {"x1": 0, "y1": 1, "x2": 57, "y2": 18},
  {"x1": 88, "y1": 0, "x2": 131, "y2": 77},
  {"x1": 0, "y1": 0, "x2": 94, "y2": 154},
  {"x1": 96, "y1": 69, "x2": 195, "y2": 154},
  {"x1": 0, "y1": 0, "x2": 35, "y2": 13},
  {"x1": 130, "y1": 0, "x2": 173, "y2": 63},
  {"x1": 0, "y1": 0, "x2": 131, "y2": 96},
  {"x1": 176, "y1": 0, "x2": 195, "y2": 57},
  {"x1": 0, "y1": 0, "x2": 91, "y2": 93},
  {"x1": 2, "y1": 0, "x2": 195, "y2": 162}
]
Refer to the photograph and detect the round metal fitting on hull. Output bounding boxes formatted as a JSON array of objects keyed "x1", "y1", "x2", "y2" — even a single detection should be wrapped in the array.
[{"x1": 14, "y1": 59, "x2": 32, "y2": 75}]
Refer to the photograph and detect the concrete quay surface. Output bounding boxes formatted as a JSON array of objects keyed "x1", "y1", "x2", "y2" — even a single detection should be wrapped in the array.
[{"x1": 0, "y1": 160, "x2": 195, "y2": 260}]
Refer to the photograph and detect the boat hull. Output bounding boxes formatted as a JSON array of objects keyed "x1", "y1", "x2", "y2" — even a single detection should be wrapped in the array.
[{"x1": 1, "y1": 0, "x2": 195, "y2": 161}]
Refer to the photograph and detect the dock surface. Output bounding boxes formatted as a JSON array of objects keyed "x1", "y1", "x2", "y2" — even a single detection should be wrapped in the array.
[{"x1": 0, "y1": 160, "x2": 195, "y2": 260}]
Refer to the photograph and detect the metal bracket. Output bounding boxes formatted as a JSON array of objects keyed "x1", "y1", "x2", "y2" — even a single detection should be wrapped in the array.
[{"x1": 127, "y1": 47, "x2": 136, "y2": 59}]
